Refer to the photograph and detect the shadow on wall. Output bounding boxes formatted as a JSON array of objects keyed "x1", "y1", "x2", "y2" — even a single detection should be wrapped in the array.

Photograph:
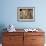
[{"x1": 0, "y1": 24, "x2": 7, "y2": 43}]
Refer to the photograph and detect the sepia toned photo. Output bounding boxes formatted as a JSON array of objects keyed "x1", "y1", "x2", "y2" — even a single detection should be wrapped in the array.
[{"x1": 17, "y1": 7, "x2": 35, "y2": 22}]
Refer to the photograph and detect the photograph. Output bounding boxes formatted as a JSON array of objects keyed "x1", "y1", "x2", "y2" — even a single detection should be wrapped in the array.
[{"x1": 17, "y1": 7, "x2": 35, "y2": 22}]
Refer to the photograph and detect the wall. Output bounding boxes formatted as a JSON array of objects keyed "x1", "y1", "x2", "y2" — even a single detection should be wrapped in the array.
[{"x1": 0, "y1": 0, "x2": 46, "y2": 30}]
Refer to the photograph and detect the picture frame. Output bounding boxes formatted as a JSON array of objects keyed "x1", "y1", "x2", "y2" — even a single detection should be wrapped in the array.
[{"x1": 17, "y1": 7, "x2": 35, "y2": 22}]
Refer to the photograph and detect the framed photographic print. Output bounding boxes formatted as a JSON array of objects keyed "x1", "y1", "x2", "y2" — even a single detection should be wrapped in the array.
[{"x1": 17, "y1": 7, "x2": 35, "y2": 22}]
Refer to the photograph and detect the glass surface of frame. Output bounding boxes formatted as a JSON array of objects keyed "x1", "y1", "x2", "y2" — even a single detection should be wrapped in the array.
[{"x1": 17, "y1": 7, "x2": 35, "y2": 22}]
